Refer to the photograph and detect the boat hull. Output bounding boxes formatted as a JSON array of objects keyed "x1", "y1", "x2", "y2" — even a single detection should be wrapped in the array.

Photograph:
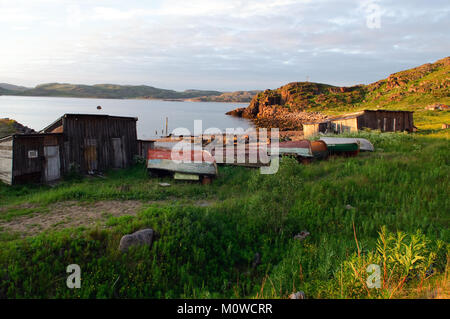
[
  {"x1": 325, "y1": 142, "x2": 360, "y2": 156},
  {"x1": 320, "y1": 137, "x2": 374, "y2": 152},
  {"x1": 276, "y1": 140, "x2": 329, "y2": 159},
  {"x1": 148, "y1": 149, "x2": 218, "y2": 176}
]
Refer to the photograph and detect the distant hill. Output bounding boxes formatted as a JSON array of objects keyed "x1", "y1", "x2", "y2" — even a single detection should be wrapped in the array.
[
  {"x1": 188, "y1": 90, "x2": 261, "y2": 103},
  {"x1": 0, "y1": 87, "x2": 13, "y2": 95},
  {"x1": 229, "y1": 57, "x2": 450, "y2": 118},
  {"x1": 0, "y1": 83, "x2": 30, "y2": 91},
  {"x1": 0, "y1": 82, "x2": 261, "y2": 102},
  {"x1": 0, "y1": 118, "x2": 36, "y2": 139},
  {"x1": 0, "y1": 83, "x2": 221, "y2": 99},
  {"x1": 0, "y1": 83, "x2": 223, "y2": 100}
]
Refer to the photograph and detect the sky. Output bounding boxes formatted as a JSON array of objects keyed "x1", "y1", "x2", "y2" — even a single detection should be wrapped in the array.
[{"x1": 0, "y1": 0, "x2": 449, "y2": 91}]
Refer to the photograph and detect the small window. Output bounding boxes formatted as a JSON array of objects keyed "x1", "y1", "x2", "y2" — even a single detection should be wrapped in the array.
[{"x1": 28, "y1": 150, "x2": 38, "y2": 158}]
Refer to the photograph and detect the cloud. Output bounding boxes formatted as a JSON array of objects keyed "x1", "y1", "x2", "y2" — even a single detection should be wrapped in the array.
[{"x1": 0, "y1": 0, "x2": 449, "y2": 90}]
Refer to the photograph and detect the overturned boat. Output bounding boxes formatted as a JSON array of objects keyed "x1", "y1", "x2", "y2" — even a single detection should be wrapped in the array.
[
  {"x1": 147, "y1": 148, "x2": 218, "y2": 182},
  {"x1": 210, "y1": 143, "x2": 271, "y2": 168},
  {"x1": 275, "y1": 140, "x2": 328, "y2": 161},
  {"x1": 319, "y1": 138, "x2": 360, "y2": 156},
  {"x1": 320, "y1": 137, "x2": 374, "y2": 152}
]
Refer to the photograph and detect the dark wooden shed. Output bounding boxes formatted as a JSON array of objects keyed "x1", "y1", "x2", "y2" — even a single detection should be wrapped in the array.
[
  {"x1": 0, "y1": 133, "x2": 64, "y2": 185},
  {"x1": 0, "y1": 114, "x2": 139, "y2": 185},
  {"x1": 41, "y1": 114, "x2": 138, "y2": 174},
  {"x1": 303, "y1": 110, "x2": 414, "y2": 138}
]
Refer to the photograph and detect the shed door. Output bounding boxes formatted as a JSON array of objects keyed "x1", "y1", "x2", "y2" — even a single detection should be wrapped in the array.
[
  {"x1": 44, "y1": 146, "x2": 61, "y2": 182},
  {"x1": 112, "y1": 138, "x2": 125, "y2": 168},
  {"x1": 84, "y1": 139, "x2": 98, "y2": 173}
]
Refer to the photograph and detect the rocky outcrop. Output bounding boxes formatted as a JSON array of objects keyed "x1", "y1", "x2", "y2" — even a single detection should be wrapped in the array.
[
  {"x1": 227, "y1": 57, "x2": 450, "y2": 130},
  {"x1": 0, "y1": 118, "x2": 36, "y2": 138},
  {"x1": 226, "y1": 82, "x2": 364, "y2": 130}
]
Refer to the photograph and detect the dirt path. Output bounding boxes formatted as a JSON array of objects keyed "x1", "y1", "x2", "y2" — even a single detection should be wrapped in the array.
[
  {"x1": 0, "y1": 199, "x2": 216, "y2": 238},
  {"x1": 0, "y1": 200, "x2": 145, "y2": 237}
]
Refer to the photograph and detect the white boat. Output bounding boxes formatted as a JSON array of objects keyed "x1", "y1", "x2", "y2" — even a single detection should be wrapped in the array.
[{"x1": 319, "y1": 137, "x2": 374, "y2": 152}]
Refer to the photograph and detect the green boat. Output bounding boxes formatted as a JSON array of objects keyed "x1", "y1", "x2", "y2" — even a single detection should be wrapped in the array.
[{"x1": 325, "y1": 142, "x2": 360, "y2": 156}]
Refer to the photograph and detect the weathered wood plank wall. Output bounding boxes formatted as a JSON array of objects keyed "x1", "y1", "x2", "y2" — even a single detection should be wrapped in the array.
[
  {"x1": 0, "y1": 137, "x2": 13, "y2": 185},
  {"x1": 62, "y1": 115, "x2": 138, "y2": 173}
]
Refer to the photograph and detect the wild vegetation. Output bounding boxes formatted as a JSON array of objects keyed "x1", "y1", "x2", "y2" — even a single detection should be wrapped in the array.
[
  {"x1": 230, "y1": 57, "x2": 450, "y2": 130},
  {"x1": 0, "y1": 129, "x2": 448, "y2": 298},
  {"x1": 0, "y1": 118, "x2": 36, "y2": 139}
]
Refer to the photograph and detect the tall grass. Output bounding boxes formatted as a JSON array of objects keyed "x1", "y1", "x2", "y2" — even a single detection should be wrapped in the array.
[{"x1": 0, "y1": 131, "x2": 448, "y2": 298}]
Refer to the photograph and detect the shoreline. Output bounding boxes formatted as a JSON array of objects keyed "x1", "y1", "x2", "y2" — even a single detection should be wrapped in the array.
[{"x1": 0, "y1": 93, "x2": 253, "y2": 104}]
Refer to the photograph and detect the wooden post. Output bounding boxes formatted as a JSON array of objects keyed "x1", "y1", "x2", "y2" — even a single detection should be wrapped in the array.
[{"x1": 165, "y1": 117, "x2": 168, "y2": 136}]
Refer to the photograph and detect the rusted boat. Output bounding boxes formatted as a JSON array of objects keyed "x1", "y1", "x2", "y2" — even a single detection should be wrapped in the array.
[
  {"x1": 209, "y1": 143, "x2": 271, "y2": 168},
  {"x1": 319, "y1": 137, "x2": 374, "y2": 152},
  {"x1": 276, "y1": 140, "x2": 328, "y2": 160},
  {"x1": 147, "y1": 148, "x2": 217, "y2": 182}
]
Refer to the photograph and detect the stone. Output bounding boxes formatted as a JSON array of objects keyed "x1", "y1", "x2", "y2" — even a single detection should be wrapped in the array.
[
  {"x1": 119, "y1": 229, "x2": 156, "y2": 253},
  {"x1": 294, "y1": 230, "x2": 310, "y2": 241},
  {"x1": 159, "y1": 182, "x2": 171, "y2": 187},
  {"x1": 289, "y1": 291, "x2": 306, "y2": 299},
  {"x1": 252, "y1": 252, "x2": 262, "y2": 268}
]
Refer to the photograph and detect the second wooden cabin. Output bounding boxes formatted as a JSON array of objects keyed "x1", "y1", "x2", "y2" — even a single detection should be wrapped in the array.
[{"x1": 303, "y1": 110, "x2": 415, "y2": 138}]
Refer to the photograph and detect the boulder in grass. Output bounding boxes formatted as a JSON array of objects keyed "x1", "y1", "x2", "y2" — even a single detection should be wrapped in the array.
[
  {"x1": 294, "y1": 230, "x2": 310, "y2": 241},
  {"x1": 119, "y1": 229, "x2": 156, "y2": 253},
  {"x1": 289, "y1": 291, "x2": 306, "y2": 299}
]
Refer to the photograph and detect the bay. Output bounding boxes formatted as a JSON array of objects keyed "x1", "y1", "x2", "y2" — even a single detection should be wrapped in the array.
[{"x1": 0, "y1": 95, "x2": 253, "y2": 139}]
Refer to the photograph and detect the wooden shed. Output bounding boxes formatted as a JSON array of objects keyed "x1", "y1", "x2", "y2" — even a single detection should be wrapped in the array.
[
  {"x1": 303, "y1": 110, "x2": 414, "y2": 138},
  {"x1": 0, "y1": 133, "x2": 64, "y2": 185},
  {"x1": 0, "y1": 114, "x2": 139, "y2": 185},
  {"x1": 41, "y1": 114, "x2": 138, "y2": 174}
]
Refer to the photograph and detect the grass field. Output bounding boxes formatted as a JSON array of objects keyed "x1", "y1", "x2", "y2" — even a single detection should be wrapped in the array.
[{"x1": 0, "y1": 129, "x2": 448, "y2": 298}]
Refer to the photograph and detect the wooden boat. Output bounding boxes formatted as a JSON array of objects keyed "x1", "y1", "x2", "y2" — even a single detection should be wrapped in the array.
[
  {"x1": 147, "y1": 148, "x2": 218, "y2": 181},
  {"x1": 276, "y1": 140, "x2": 328, "y2": 160},
  {"x1": 210, "y1": 143, "x2": 271, "y2": 168},
  {"x1": 319, "y1": 137, "x2": 374, "y2": 152}
]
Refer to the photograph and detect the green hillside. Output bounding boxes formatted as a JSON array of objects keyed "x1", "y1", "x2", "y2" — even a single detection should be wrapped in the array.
[
  {"x1": 238, "y1": 57, "x2": 450, "y2": 130},
  {"x1": 249, "y1": 57, "x2": 449, "y2": 111},
  {"x1": 189, "y1": 90, "x2": 261, "y2": 103}
]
